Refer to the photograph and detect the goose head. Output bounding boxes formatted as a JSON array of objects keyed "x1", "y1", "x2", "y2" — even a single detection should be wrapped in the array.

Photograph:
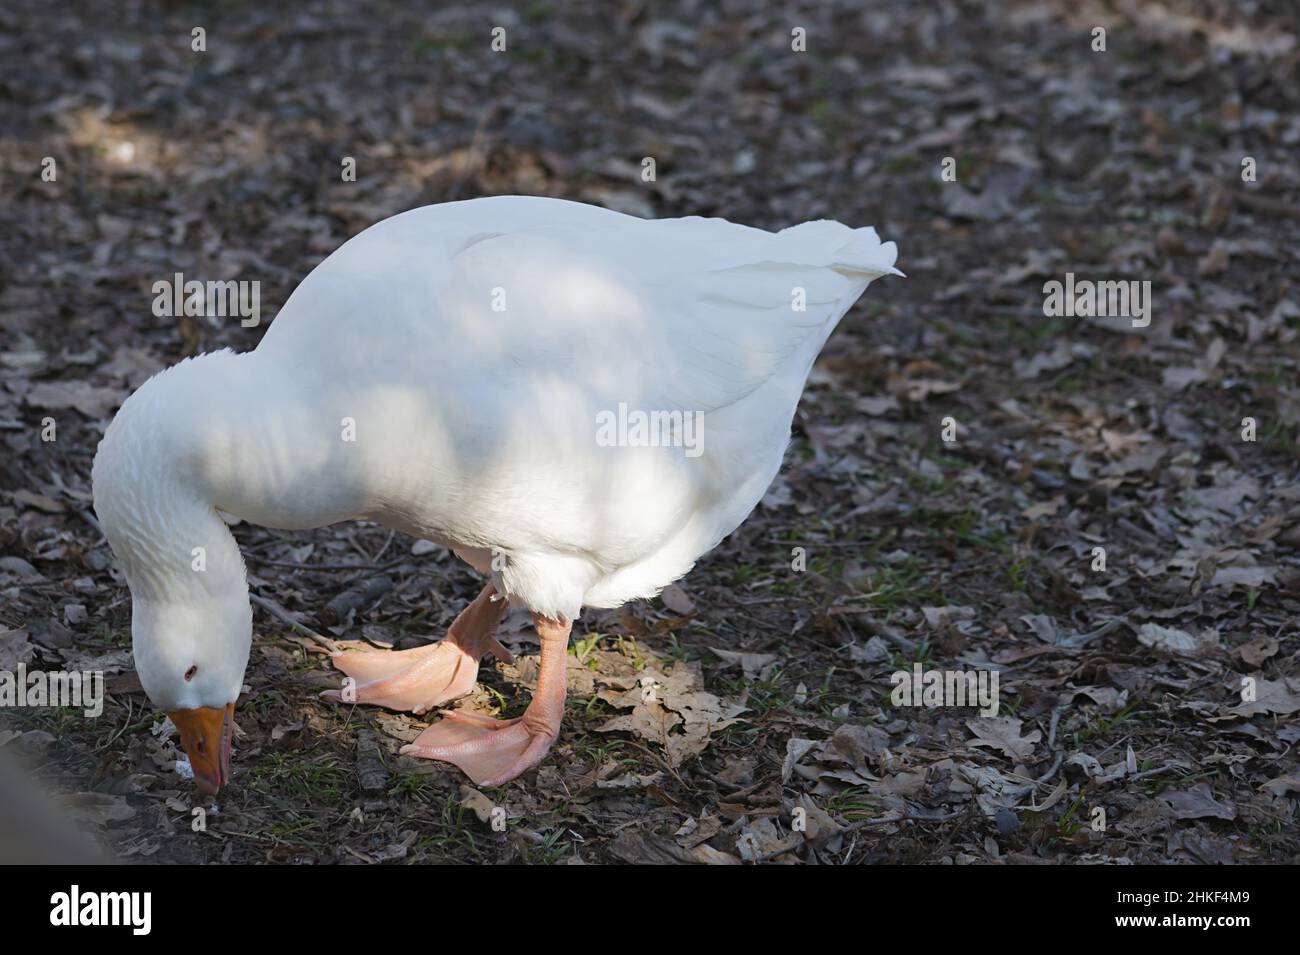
[{"x1": 132, "y1": 594, "x2": 250, "y2": 795}]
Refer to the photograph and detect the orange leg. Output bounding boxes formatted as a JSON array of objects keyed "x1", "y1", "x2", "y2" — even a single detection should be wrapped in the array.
[
  {"x1": 321, "y1": 583, "x2": 510, "y2": 714},
  {"x1": 400, "y1": 613, "x2": 570, "y2": 786}
]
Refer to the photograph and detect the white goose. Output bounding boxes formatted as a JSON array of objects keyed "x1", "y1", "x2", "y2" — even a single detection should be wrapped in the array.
[{"x1": 91, "y1": 196, "x2": 899, "y2": 791}]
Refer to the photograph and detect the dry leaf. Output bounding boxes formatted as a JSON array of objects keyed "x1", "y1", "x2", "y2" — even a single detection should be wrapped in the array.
[
  {"x1": 966, "y1": 717, "x2": 1042, "y2": 760},
  {"x1": 1157, "y1": 783, "x2": 1236, "y2": 821}
]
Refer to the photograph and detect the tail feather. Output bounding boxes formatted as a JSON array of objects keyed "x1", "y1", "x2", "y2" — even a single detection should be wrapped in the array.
[{"x1": 777, "y1": 220, "x2": 902, "y2": 279}]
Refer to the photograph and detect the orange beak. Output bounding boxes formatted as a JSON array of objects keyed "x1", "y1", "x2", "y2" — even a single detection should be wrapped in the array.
[{"x1": 167, "y1": 703, "x2": 234, "y2": 795}]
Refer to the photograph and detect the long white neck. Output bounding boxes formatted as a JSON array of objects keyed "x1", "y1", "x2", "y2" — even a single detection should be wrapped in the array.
[{"x1": 92, "y1": 351, "x2": 252, "y2": 606}]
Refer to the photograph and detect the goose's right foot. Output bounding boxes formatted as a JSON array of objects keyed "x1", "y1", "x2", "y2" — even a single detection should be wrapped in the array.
[{"x1": 321, "y1": 582, "x2": 510, "y2": 714}]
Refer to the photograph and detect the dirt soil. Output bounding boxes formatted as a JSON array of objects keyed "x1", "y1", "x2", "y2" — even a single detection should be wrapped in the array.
[{"x1": 1, "y1": 1, "x2": 1298, "y2": 864}]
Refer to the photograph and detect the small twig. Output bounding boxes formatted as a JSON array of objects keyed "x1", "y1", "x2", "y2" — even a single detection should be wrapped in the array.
[
  {"x1": 76, "y1": 508, "x2": 106, "y2": 542},
  {"x1": 248, "y1": 593, "x2": 338, "y2": 652},
  {"x1": 1234, "y1": 190, "x2": 1300, "y2": 221},
  {"x1": 844, "y1": 807, "x2": 967, "y2": 831},
  {"x1": 1124, "y1": 763, "x2": 1179, "y2": 784},
  {"x1": 857, "y1": 622, "x2": 918, "y2": 655},
  {"x1": 1047, "y1": 704, "x2": 1066, "y2": 749},
  {"x1": 1033, "y1": 751, "x2": 1065, "y2": 788},
  {"x1": 369, "y1": 530, "x2": 396, "y2": 564},
  {"x1": 1021, "y1": 705, "x2": 1068, "y2": 791}
]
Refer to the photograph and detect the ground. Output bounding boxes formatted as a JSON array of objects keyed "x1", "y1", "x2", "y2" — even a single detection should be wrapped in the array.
[{"x1": 1, "y1": 1, "x2": 1298, "y2": 864}]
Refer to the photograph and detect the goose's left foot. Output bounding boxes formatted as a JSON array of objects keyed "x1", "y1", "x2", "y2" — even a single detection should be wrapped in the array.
[
  {"x1": 400, "y1": 613, "x2": 571, "y2": 785},
  {"x1": 321, "y1": 583, "x2": 508, "y2": 714}
]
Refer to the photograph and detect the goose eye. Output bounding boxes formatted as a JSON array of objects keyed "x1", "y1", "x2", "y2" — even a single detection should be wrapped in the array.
[{"x1": 184, "y1": 665, "x2": 198, "y2": 682}]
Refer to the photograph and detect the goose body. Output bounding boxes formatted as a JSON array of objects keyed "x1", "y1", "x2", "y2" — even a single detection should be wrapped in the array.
[{"x1": 92, "y1": 195, "x2": 898, "y2": 789}]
